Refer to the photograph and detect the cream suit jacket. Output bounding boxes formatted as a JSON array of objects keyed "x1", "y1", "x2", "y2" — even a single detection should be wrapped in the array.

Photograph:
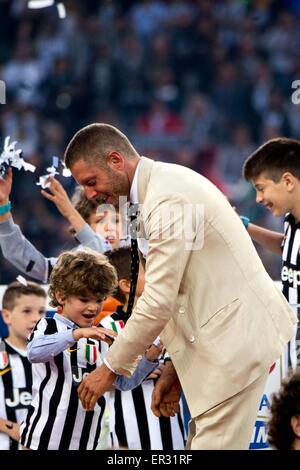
[{"x1": 106, "y1": 157, "x2": 297, "y2": 418}]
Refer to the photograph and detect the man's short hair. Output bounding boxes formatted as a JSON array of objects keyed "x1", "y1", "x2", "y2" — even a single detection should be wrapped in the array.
[
  {"x1": 243, "y1": 137, "x2": 300, "y2": 182},
  {"x1": 64, "y1": 123, "x2": 138, "y2": 169},
  {"x1": 48, "y1": 249, "x2": 118, "y2": 307},
  {"x1": 2, "y1": 281, "x2": 46, "y2": 311},
  {"x1": 106, "y1": 248, "x2": 131, "y2": 304}
]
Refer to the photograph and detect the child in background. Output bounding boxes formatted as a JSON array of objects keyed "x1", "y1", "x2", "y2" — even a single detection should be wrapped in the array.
[
  {"x1": 20, "y1": 249, "x2": 160, "y2": 450},
  {"x1": 268, "y1": 368, "x2": 300, "y2": 450},
  {"x1": 0, "y1": 168, "x2": 125, "y2": 283},
  {"x1": 101, "y1": 247, "x2": 186, "y2": 450},
  {"x1": 0, "y1": 281, "x2": 46, "y2": 449},
  {"x1": 243, "y1": 137, "x2": 300, "y2": 368}
]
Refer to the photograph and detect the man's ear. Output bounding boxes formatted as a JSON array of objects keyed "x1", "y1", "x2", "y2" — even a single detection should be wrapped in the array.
[
  {"x1": 118, "y1": 279, "x2": 130, "y2": 295},
  {"x1": 107, "y1": 151, "x2": 125, "y2": 171},
  {"x1": 282, "y1": 172, "x2": 297, "y2": 191},
  {"x1": 1, "y1": 309, "x2": 12, "y2": 326},
  {"x1": 291, "y1": 415, "x2": 300, "y2": 438}
]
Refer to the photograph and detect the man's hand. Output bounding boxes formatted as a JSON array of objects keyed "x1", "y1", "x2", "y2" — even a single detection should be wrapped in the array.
[
  {"x1": 151, "y1": 360, "x2": 182, "y2": 417},
  {"x1": 78, "y1": 363, "x2": 116, "y2": 411}
]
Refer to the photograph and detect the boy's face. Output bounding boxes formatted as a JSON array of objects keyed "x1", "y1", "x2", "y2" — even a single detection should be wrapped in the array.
[
  {"x1": 60, "y1": 295, "x2": 104, "y2": 328},
  {"x1": 252, "y1": 172, "x2": 294, "y2": 217},
  {"x1": 90, "y1": 209, "x2": 121, "y2": 249},
  {"x1": 2, "y1": 294, "x2": 46, "y2": 343}
]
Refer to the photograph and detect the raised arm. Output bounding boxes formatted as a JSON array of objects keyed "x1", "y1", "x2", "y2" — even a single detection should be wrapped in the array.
[
  {"x1": 0, "y1": 168, "x2": 54, "y2": 282},
  {"x1": 41, "y1": 177, "x2": 87, "y2": 234},
  {"x1": 247, "y1": 223, "x2": 284, "y2": 256},
  {"x1": 28, "y1": 319, "x2": 117, "y2": 363},
  {"x1": 41, "y1": 177, "x2": 108, "y2": 253}
]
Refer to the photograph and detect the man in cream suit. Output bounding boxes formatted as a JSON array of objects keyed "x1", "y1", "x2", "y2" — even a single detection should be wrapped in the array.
[{"x1": 64, "y1": 123, "x2": 297, "y2": 450}]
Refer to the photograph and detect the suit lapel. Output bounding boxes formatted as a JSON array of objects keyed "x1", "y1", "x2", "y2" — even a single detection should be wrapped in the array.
[{"x1": 135, "y1": 157, "x2": 154, "y2": 269}]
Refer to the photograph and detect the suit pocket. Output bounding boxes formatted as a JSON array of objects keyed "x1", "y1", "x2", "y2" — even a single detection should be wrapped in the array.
[
  {"x1": 199, "y1": 298, "x2": 241, "y2": 330},
  {"x1": 199, "y1": 298, "x2": 257, "y2": 373}
]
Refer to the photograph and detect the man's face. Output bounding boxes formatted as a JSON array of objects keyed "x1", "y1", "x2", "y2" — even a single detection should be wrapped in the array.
[
  {"x1": 252, "y1": 173, "x2": 292, "y2": 217},
  {"x1": 71, "y1": 159, "x2": 130, "y2": 208}
]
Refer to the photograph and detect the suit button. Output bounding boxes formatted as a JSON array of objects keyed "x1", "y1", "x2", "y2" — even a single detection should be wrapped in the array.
[
  {"x1": 179, "y1": 306, "x2": 185, "y2": 314},
  {"x1": 189, "y1": 335, "x2": 195, "y2": 343},
  {"x1": 137, "y1": 355, "x2": 143, "y2": 360}
]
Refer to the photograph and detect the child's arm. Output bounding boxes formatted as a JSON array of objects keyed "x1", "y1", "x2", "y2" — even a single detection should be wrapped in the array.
[
  {"x1": 41, "y1": 177, "x2": 109, "y2": 253},
  {"x1": 0, "y1": 417, "x2": 20, "y2": 442},
  {"x1": 27, "y1": 320, "x2": 117, "y2": 363},
  {"x1": 0, "y1": 168, "x2": 55, "y2": 282},
  {"x1": 247, "y1": 223, "x2": 284, "y2": 255},
  {"x1": 75, "y1": 224, "x2": 110, "y2": 252},
  {"x1": 113, "y1": 342, "x2": 163, "y2": 391}
]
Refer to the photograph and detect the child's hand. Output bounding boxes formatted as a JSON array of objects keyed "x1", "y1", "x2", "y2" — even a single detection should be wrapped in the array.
[
  {"x1": 41, "y1": 177, "x2": 87, "y2": 233},
  {"x1": 0, "y1": 167, "x2": 12, "y2": 204},
  {"x1": 146, "y1": 363, "x2": 164, "y2": 380},
  {"x1": 72, "y1": 326, "x2": 117, "y2": 344},
  {"x1": 41, "y1": 177, "x2": 74, "y2": 218}
]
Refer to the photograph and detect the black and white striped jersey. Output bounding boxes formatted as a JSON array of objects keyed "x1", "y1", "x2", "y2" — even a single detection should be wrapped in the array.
[
  {"x1": 20, "y1": 316, "x2": 106, "y2": 450},
  {"x1": 109, "y1": 381, "x2": 186, "y2": 450},
  {"x1": 282, "y1": 213, "x2": 300, "y2": 305},
  {"x1": 101, "y1": 307, "x2": 186, "y2": 450},
  {"x1": 0, "y1": 339, "x2": 32, "y2": 450},
  {"x1": 281, "y1": 213, "x2": 300, "y2": 367}
]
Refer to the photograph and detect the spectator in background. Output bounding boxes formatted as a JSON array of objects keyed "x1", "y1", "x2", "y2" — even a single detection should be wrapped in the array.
[{"x1": 1, "y1": 0, "x2": 300, "y2": 284}]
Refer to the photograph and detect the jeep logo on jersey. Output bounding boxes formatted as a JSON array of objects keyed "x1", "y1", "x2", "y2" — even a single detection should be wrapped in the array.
[
  {"x1": 5, "y1": 388, "x2": 32, "y2": 408},
  {"x1": 281, "y1": 266, "x2": 300, "y2": 288}
]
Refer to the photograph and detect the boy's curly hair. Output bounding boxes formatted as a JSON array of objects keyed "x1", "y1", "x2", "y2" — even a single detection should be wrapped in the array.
[
  {"x1": 267, "y1": 368, "x2": 300, "y2": 450},
  {"x1": 48, "y1": 249, "x2": 118, "y2": 307}
]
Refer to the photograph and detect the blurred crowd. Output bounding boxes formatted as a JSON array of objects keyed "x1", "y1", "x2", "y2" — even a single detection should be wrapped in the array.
[{"x1": 0, "y1": 0, "x2": 300, "y2": 282}]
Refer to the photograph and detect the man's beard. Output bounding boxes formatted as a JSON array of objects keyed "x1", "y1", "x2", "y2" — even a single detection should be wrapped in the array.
[{"x1": 101, "y1": 170, "x2": 130, "y2": 209}]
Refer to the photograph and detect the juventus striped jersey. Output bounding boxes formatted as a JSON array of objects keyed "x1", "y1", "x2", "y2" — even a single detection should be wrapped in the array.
[
  {"x1": 0, "y1": 339, "x2": 32, "y2": 450},
  {"x1": 281, "y1": 213, "x2": 300, "y2": 367},
  {"x1": 20, "y1": 314, "x2": 158, "y2": 450},
  {"x1": 109, "y1": 382, "x2": 186, "y2": 450},
  {"x1": 20, "y1": 315, "x2": 107, "y2": 450},
  {"x1": 101, "y1": 307, "x2": 186, "y2": 450},
  {"x1": 282, "y1": 214, "x2": 300, "y2": 305}
]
